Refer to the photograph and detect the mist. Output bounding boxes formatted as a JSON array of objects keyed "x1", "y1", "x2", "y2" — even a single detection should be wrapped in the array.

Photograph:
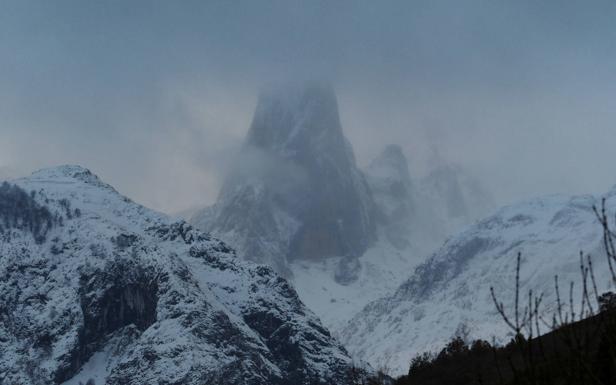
[{"x1": 1, "y1": 0, "x2": 616, "y2": 213}]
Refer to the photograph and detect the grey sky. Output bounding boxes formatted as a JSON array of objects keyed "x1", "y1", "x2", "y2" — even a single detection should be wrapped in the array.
[{"x1": 1, "y1": 0, "x2": 616, "y2": 213}]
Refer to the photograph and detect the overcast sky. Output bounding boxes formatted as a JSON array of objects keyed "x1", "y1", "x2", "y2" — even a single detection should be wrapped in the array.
[{"x1": 2, "y1": 0, "x2": 616, "y2": 213}]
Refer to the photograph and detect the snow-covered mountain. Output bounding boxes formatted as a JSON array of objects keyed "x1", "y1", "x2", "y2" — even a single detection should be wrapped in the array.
[
  {"x1": 0, "y1": 165, "x2": 359, "y2": 385},
  {"x1": 189, "y1": 84, "x2": 494, "y2": 340},
  {"x1": 341, "y1": 187, "x2": 616, "y2": 375},
  {"x1": 364, "y1": 145, "x2": 452, "y2": 252},
  {"x1": 364, "y1": 145, "x2": 416, "y2": 250},
  {"x1": 191, "y1": 82, "x2": 377, "y2": 277},
  {"x1": 420, "y1": 163, "x2": 495, "y2": 237},
  {"x1": 290, "y1": 145, "x2": 438, "y2": 333},
  {"x1": 189, "y1": 84, "x2": 430, "y2": 336}
]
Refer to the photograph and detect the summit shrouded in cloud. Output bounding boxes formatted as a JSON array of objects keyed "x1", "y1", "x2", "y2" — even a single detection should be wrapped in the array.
[
  {"x1": 2, "y1": 1, "x2": 616, "y2": 213},
  {"x1": 3, "y1": 2, "x2": 616, "y2": 383},
  {"x1": 190, "y1": 83, "x2": 494, "y2": 339},
  {"x1": 192, "y1": 82, "x2": 377, "y2": 276}
]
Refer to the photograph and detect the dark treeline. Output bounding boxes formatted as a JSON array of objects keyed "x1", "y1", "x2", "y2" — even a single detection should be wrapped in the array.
[
  {"x1": 0, "y1": 182, "x2": 59, "y2": 243},
  {"x1": 395, "y1": 305, "x2": 616, "y2": 385}
]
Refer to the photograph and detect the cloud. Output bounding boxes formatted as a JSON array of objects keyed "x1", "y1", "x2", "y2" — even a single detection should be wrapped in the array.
[{"x1": 1, "y1": 0, "x2": 616, "y2": 212}]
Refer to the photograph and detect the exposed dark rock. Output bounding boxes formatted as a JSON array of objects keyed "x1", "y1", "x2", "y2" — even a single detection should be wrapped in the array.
[
  {"x1": 334, "y1": 255, "x2": 362, "y2": 286},
  {"x1": 55, "y1": 260, "x2": 159, "y2": 383},
  {"x1": 192, "y1": 83, "x2": 377, "y2": 276},
  {"x1": 0, "y1": 182, "x2": 56, "y2": 244}
]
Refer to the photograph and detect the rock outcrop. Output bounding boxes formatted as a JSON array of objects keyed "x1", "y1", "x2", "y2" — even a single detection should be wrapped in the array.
[
  {"x1": 192, "y1": 83, "x2": 377, "y2": 276},
  {"x1": 0, "y1": 165, "x2": 357, "y2": 385}
]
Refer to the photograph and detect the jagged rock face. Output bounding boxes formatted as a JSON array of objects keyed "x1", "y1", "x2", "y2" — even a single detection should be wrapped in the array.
[
  {"x1": 364, "y1": 145, "x2": 450, "y2": 253},
  {"x1": 193, "y1": 84, "x2": 377, "y2": 275},
  {"x1": 0, "y1": 165, "x2": 356, "y2": 385},
  {"x1": 341, "y1": 188, "x2": 616, "y2": 376},
  {"x1": 333, "y1": 255, "x2": 362, "y2": 286},
  {"x1": 420, "y1": 164, "x2": 495, "y2": 235},
  {"x1": 283, "y1": 146, "x2": 436, "y2": 336},
  {"x1": 364, "y1": 145, "x2": 416, "y2": 250},
  {"x1": 367, "y1": 145, "x2": 412, "y2": 189}
]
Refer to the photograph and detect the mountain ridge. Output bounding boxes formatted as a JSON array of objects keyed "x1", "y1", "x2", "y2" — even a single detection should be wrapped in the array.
[
  {"x1": 192, "y1": 83, "x2": 378, "y2": 276},
  {"x1": 340, "y1": 188, "x2": 616, "y2": 375},
  {"x1": 0, "y1": 165, "x2": 359, "y2": 385},
  {"x1": 189, "y1": 83, "x2": 495, "y2": 341}
]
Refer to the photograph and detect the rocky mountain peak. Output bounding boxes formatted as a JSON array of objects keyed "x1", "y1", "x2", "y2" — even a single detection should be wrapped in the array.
[
  {"x1": 421, "y1": 163, "x2": 494, "y2": 225},
  {"x1": 30, "y1": 164, "x2": 94, "y2": 180},
  {"x1": 246, "y1": 82, "x2": 343, "y2": 157},
  {"x1": 364, "y1": 145, "x2": 416, "y2": 250},
  {"x1": 0, "y1": 166, "x2": 358, "y2": 385},
  {"x1": 28, "y1": 164, "x2": 116, "y2": 192},
  {"x1": 240, "y1": 82, "x2": 362, "y2": 199},
  {"x1": 192, "y1": 83, "x2": 377, "y2": 275},
  {"x1": 367, "y1": 144, "x2": 411, "y2": 185}
]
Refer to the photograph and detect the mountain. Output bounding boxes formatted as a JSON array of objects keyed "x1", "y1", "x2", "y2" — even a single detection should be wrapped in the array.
[
  {"x1": 420, "y1": 163, "x2": 495, "y2": 237},
  {"x1": 289, "y1": 145, "x2": 437, "y2": 333},
  {"x1": 189, "y1": 84, "x2": 494, "y2": 339},
  {"x1": 341, "y1": 187, "x2": 616, "y2": 375},
  {"x1": 365, "y1": 145, "x2": 451, "y2": 252},
  {"x1": 191, "y1": 83, "x2": 377, "y2": 277},
  {"x1": 289, "y1": 147, "x2": 496, "y2": 335},
  {"x1": 190, "y1": 85, "x2": 434, "y2": 336},
  {"x1": 0, "y1": 165, "x2": 359, "y2": 385},
  {"x1": 364, "y1": 144, "x2": 416, "y2": 250}
]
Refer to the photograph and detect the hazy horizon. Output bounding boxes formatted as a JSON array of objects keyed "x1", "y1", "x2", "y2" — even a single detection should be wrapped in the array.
[{"x1": 2, "y1": 0, "x2": 616, "y2": 214}]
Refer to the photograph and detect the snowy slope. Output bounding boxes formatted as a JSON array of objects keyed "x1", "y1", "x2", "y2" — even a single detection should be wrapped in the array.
[
  {"x1": 290, "y1": 238, "x2": 428, "y2": 335},
  {"x1": 341, "y1": 188, "x2": 616, "y2": 375},
  {"x1": 0, "y1": 165, "x2": 357, "y2": 385}
]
